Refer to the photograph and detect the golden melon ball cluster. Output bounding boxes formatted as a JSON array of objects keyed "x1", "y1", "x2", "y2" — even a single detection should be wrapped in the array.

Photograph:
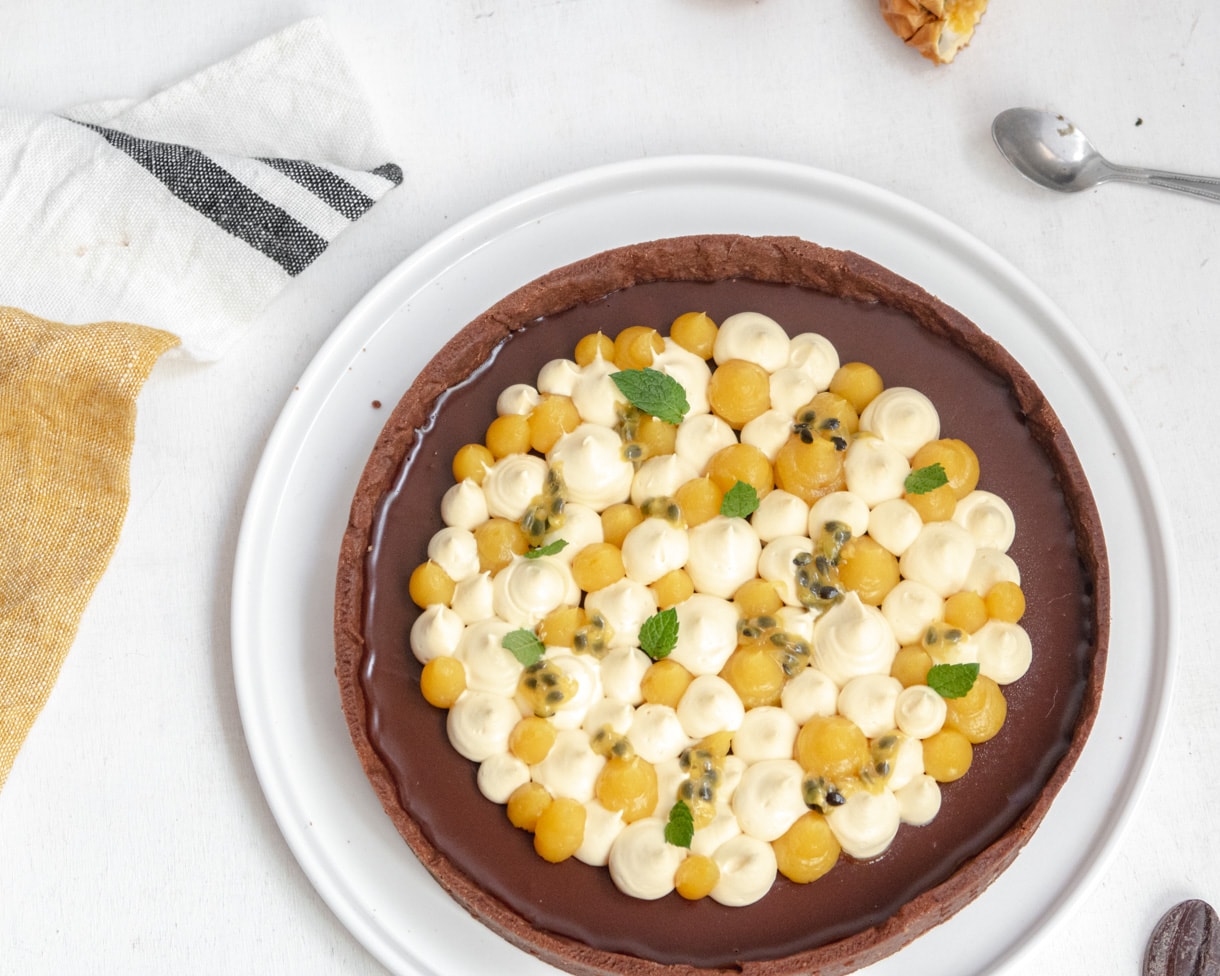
[{"x1": 905, "y1": 438, "x2": 981, "y2": 523}]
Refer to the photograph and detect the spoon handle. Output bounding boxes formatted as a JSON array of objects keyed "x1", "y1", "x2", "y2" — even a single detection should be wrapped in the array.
[{"x1": 1106, "y1": 163, "x2": 1220, "y2": 203}]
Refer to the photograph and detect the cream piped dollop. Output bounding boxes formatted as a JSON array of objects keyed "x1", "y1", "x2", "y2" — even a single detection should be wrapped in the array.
[
  {"x1": 409, "y1": 604, "x2": 463, "y2": 664},
  {"x1": 627, "y1": 702, "x2": 691, "y2": 764},
  {"x1": 843, "y1": 435, "x2": 910, "y2": 507},
  {"x1": 483, "y1": 453, "x2": 549, "y2": 520},
  {"x1": 686, "y1": 515, "x2": 762, "y2": 599},
  {"x1": 676, "y1": 674, "x2": 746, "y2": 738},
  {"x1": 899, "y1": 521, "x2": 977, "y2": 598},
  {"x1": 652, "y1": 339, "x2": 712, "y2": 415},
  {"x1": 630, "y1": 454, "x2": 700, "y2": 507},
  {"x1": 867, "y1": 498, "x2": 923, "y2": 557},
  {"x1": 894, "y1": 684, "x2": 947, "y2": 739},
  {"x1": 836, "y1": 674, "x2": 903, "y2": 738},
  {"x1": 859, "y1": 387, "x2": 940, "y2": 459},
  {"x1": 768, "y1": 367, "x2": 818, "y2": 417},
  {"x1": 608, "y1": 818, "x2": 685, "y2": 900},
  {"x1": 731, "y1": 706, "x2": 799, "y2": 764},
  {"x1": 758, "y1": 535, "x2": 815, "y2": 606},
  {"x1": 895, "y1": 774, "x2": 942, "y2": 826},
  {"x1": 584, "y1": 578, "x2": 657, "y2": 649},
  {"x1": 533, "y1": 728, "x2": 606, "y2": 803},
  {"x1": 670, "y1": 594, "x2": 740, "y2": 676},
  {"x1": 570, "y1": 356, "x2": 626, "y2": 427},
  {"x1": 731, "y1": 758, "x2": 807, "y2": 842},
  {"x1": 450, "y1": 571, "x2": 494, "y2": 623},
  {"x1": 881, "y1": 579, "x2": 945, "y2": 646},
  {"x1": 536, "y1": 358, "x2": 581, "y2": 396},
  {"x1": 440, "y1": 479, "x2": 489, "y2": 530},
  {"x1": 709, "y1": 834, "x2": 778, "y2": 907},
  {"x1": 780, "y1": 667, "x2": 839, "y2": 725},
  {"x1": 446, "y1": 691, "x2": 521, "y2": 762},
  {"x1": 974, "y1": 620, "x2": 1033, "y2": 684},
  {"x1": 491, "y1": 555, "x2": 580, "y2": 627},
  {"x1": 787, "y1": 332, "x2": 839, "y2": 390},
  {"x1": 548, "y1": 423, "x2": 635, "y2": 509},
  {"x1": 674, "y1": 412, "x2": 737, "y2": 472},
  {"x1": 952, "y1": 490, "x2": 1016, "y2": 552},
  {"x1": 477, "y1": 752, "x2": 530, "y2": 803},
  {"x1": 621, "y1": 517, "x2": 690, "y2": 585},
  {"x1": 496, "y1": 382, "x2": 540, "y2": 416},
  {"x1": 740, "y1": 409, "x2": 794, "y2": 462},
  {"x1": 456, "y1": 619, "x2": 522, "y2": 697},
  {"x1": 751, "y1": 489, "x2": 810, "y2": 543},
  {"x1": 827, "y1": 788, "x2": 901, "y2": 859},
  {"x1": 812, "y1": 593, "x2": 899, "y2": 686},
  {"x1": 808, "y1": 491, "x2": 871, "y2": 540},
  {"x1": 713, "y1": 312, "x2": 790, "y2": 371}
]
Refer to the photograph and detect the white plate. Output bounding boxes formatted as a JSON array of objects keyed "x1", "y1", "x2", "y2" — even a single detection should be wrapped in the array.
[{"x1": 232, "y1": 156, "x2": 1176, "y2": 976}]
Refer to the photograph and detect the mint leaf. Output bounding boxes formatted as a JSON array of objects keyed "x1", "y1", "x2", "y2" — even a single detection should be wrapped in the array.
[
  {"x1": 502, "y1": 629, "x2": 546, "y2": 667},
  {"x1": 927, "y1": 662, "x2": 979, "y2": 699},
  {"x1": 664, "y1": 800, "x2": 694, "y2": 848},
  {"x1": 720, "y1": 480, "x2": 759, "y2": 519},
  {"x1": 610, "y1": 368, "x2": 689, "y2": 425},
  {"x1": 525, "y1": 538, "x2": 568, "y2": 559},
  {"x1": 905, "y1": 463, "x2": 949, "y2": 495},
  {"x1": 639, "y1": 607, "x2": 679, "y2": 660}
]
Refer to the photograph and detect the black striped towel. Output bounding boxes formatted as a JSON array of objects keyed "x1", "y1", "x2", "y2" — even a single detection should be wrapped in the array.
[{"x1": 0, "y1": 19, "x2": 401, "y2": 359}]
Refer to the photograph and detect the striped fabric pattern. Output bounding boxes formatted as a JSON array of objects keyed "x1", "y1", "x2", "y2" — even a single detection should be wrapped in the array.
[{"x1": 73, "y1": 120, "x2": 402, "y2": 277}]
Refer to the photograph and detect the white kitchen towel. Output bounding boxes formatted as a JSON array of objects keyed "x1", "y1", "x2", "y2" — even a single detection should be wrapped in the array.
[{"x1": 0, "y1": 18, "x2": 401, "y2": 359}]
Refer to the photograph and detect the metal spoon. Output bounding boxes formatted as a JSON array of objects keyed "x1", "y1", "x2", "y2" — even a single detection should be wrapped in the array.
[
  {"x1": 991, "y1": 107, "x2": 1220, "y2": 202},
  {"x1": 1145, "y1": 899, "x2": 1220, "y2": 976}
]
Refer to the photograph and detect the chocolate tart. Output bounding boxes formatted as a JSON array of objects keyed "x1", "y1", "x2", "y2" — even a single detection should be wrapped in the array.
[{"x1": 334, "y1": 235, "x2": 1109, "y2": 976}]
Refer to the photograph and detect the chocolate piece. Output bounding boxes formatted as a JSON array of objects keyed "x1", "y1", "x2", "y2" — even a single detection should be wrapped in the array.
[{"x1": 335, "y1": 235, "x2": 1109, "y2": 976}]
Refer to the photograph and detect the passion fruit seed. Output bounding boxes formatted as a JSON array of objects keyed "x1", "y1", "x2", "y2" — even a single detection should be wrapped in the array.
[
  {"x1": 518, "y1": 660, "x2": 578, "y2": 717},
  {"x1": 521, "y1": 465, "x2": 568, "y2": 546},
  {"x1": 571, "y1": 611, "x2": 614, "y2": 659},
  {"x1": 794, "y1": 520, "x2": 852, "y2": 611}
]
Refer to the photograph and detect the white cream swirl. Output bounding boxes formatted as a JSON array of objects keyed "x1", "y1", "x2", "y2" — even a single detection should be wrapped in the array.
[
  {"x1": 627, "y1": 703, "x2": 692, "y2": 764},
  {"x1": 440, "y1": 479, "x2": 489, "y2": 530},
  {"x1": 652, "y1": 339, "x2": 712, "y2": 416},
  {"x1": 574, "y1": 801, "x2": 626, "y2": 867},
  {"x1": 758, "y1": 535, "x2": 814, "y2": 606},
  {"x1": 548, "y1": 424, "x2": 634, "y2": 509},
  {"x1": 713, "y1": 312, "x2": 790, "y2": 371},
  {"x1": 544, "y1": 502, "x2": 602, "y2": 562},
  {"x1": 621, "y1": 517, "x2": 690, "y2": 585},
  {"x1": 450, "y1": 571, "x2": 494, "y2": 623},
  {"x1": 532, "y1": 728, "x2": 606, "y2": 803},
  {"x1": 730, "y1": 707, "x2": 799, "y2": 764},
  {"x1": 867, "y1": 498, "x2": 923, "y2": 557},
  {"x1": 812, "y1": 593, "x2": 899, "y2": 686},
  {"x1": 542, "y1": 653, "x2": 604, "y2": 731},
  {"x1": 482, "y1": 453, "x2": 548, "y2": 520},
  {"x1": 808, "y1": 491, "x2": 870, "y2": 540},
  {"x1": 598, "y1": 647, "x2": 651, "y2": 705},
  {"x1": 826, "y1": 788, "x2": 901, "y2": 859},
  {"x1": 570, "y1": 356, "x2": 627, "y2": 427},
  {"x1": 536, "y1": 358, "x2": 581, "y2": 397},
  {"x1": 477, "y1": 752, "x2": 530, "y2": 803},
  {"x1": 952, "y1": 490, "x2": 1016, "y2": 552},
  {"x1": 894, "y1": 685, "x2": 947, "y2": 739},
  {"x1": 630, "y1": 454, "x2": 700, "y2": 507},
  {"x1": 584, "y1": 578, "x2": 657, "y2": 649},
  {"x1": 731, "y1": 758, "x2": 807, "y2": 842},
  {"x1": 455, "y1": 618, "x2": 521, "y2": 696},
  {"x1": 964, "y1": 548, "x2": 1022, "y2": 595},
  {"x1": 881, "y1": 579, "x2": 944, "y2": 646},
  {"x1": 709, "y1": 834, "x2": 778, "y2": 907},
  {"x1": 685, "y1": 515, "x2": 762, "y2": 599},
  {"x1": 768, "y1": 366, "x2": 818, "y2": 417},
  {"x1": 496, "y1": 382, "x2": 540, "y2": 416},
  {"x1": 446, "y1": 690, "x2": 521, "y2": 762},
  {"x1": 491, "y1": 555, "x2": 579, "y2": 628},
  {"x1": 843, "y1": 435, "x2": 910, "y2": 507},
  {"x1": 740, "y1": 409, "x2": 794, "y2": 462},
  {"x1": 974, "y1": 620, "x2": 1033, "y2": 684},
  {"x1": 676, "y1": 674, "x2": 746, "y2": 738},
  {"x1": 859, "y1": 387, "x2": 940, "y2": 459},
  {"x1": 608, "y1": 818, "x2": 685, "y2": 900},
  {"x1": 787, "y1": 332, "x2": 839, "y2": 390},
  {"x1": 780, "y1": 667, "x2": 839, "y2": 725},
  {"x1": 670, "y1": 594, "x2": 740, "y2": 676},
  {"x1": 409, "y1": 604, "x2": 464, "y2": 664},
  {"x1": 427, "y1": 526, "x2": 479, "y2": 583},
  {"x1": 899, "y1": 521, "x2": 977, "y2": 598},
  {"x1": 674, "y1": 412, "x2": 738, "y2": 472},
  {"x1": 836, "y1": 674, "x2": 903, "y2": 738},
  {"x1": 895, "y1": 775, "x2": 942, "y2": 826},
  {"x1": 751, "y1": 489, "x2": 810, "y2": 543}
]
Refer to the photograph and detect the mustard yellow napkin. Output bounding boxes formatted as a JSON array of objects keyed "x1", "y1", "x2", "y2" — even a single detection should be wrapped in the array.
[{"x1": 0, "y1": 308, "x2": 178, "y2": 789}]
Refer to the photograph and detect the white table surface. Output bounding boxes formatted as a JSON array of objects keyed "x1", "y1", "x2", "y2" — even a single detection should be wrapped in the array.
[{"x1": 3, "y1": 2, "x2": 1217, "y2": 974}]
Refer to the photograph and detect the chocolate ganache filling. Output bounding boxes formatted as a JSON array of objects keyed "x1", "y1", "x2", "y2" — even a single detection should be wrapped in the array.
[{"x1": 337, "y1": 236, "x2": 1107, "y2": 976}]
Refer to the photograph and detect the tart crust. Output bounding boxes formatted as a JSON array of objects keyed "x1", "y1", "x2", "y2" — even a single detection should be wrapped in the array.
[{"x1": 334, "y1": 234, "x2": 1109, "y2": 976}]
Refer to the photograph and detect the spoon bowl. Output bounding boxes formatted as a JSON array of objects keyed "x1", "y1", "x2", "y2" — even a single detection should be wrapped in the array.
[{"x1": 991, "y1": 107, "x2": 1220, "y2": 203}]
